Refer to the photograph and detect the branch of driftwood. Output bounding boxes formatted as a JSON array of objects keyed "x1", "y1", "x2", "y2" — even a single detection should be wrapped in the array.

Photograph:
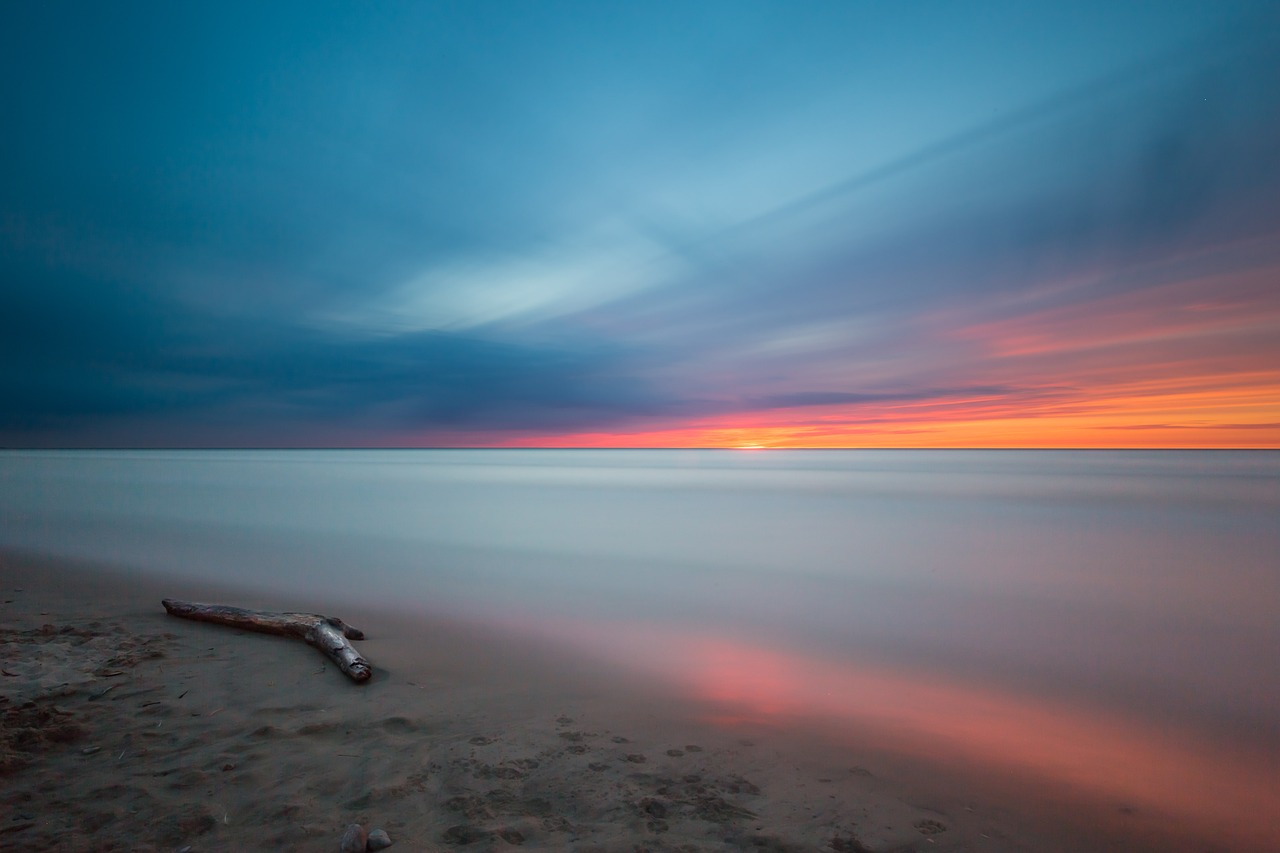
[{"x1": 161, "y1": 599, "x2": 372, "y2": 683}]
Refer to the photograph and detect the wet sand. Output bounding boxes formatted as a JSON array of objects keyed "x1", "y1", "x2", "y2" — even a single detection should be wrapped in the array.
[{"x1": 0, "y1": 550, "x2": 1264, "y2": 852}]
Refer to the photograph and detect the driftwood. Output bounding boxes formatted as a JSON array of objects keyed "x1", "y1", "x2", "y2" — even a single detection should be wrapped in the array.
[{"x1": 161, "y1": 599, "x2": 372, "y2": 683}]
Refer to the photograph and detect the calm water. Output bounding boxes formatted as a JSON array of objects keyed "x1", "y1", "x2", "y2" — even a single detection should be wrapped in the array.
[{"x1": 3, "y1": 449, "x2": 1278, "y2": 845}]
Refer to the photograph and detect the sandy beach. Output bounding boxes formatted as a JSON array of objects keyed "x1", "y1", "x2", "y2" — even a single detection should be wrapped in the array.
[
  {"x1": 1, "y1": 549, "x2": 1267, "y2": 853},
  {"x1": 3, "y1": 550, "x2": 959, "y2": 853}
]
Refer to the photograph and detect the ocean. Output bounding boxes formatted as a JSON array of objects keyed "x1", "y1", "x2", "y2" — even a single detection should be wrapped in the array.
[{"x1": 2, "y1": 449, "x2": 1277, "y2": 847}]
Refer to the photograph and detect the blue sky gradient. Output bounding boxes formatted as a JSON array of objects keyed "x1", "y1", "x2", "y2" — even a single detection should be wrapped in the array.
[{"x1": 3, "y1": 1, "x2": 1278, "y2": 446}]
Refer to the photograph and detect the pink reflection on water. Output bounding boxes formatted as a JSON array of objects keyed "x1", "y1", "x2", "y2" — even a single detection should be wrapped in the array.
[{"x1": 530, "y1": 617, "x2": 1279, "y2": 849}]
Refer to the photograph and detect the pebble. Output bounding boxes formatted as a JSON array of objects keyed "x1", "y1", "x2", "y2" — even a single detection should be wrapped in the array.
[
  {"x1": 339, "y1": 823, "x2": 368, "y2": 853},
  {"x1": 367, "y1": 828, "x2": 393, "y2": 850}
]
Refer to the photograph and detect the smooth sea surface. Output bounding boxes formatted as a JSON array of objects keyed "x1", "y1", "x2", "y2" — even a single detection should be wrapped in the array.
[{"x1": 3, "y1": 449, "x2": 1278, "y2": 846}]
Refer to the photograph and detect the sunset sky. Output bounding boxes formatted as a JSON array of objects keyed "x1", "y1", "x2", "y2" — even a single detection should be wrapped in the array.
[{"x1": 3, "y1": 1, "x2": 1278, "y2": 448}]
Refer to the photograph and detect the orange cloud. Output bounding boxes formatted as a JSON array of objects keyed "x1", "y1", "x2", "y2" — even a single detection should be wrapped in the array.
[{"x1": 493, "y1": 247, "x2": 1280, "y2": 448}]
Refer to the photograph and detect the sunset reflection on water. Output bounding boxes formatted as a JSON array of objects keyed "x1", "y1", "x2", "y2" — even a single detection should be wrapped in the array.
[{"x1": 525, "y1": 615, "x2": 1279, "y2": 850}]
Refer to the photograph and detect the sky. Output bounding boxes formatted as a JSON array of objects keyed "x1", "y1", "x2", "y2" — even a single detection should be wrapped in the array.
[{"x1": 2, "y1": 1, "x2": 1278, "y2": 448}]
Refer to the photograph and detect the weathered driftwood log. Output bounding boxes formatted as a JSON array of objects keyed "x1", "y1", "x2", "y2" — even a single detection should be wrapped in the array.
[{"x1": 161, "y1": 599, "x2": 372, "y2": 683}]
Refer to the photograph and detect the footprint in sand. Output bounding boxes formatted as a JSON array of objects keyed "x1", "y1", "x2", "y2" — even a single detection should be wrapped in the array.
[
  {"x1": 624, "y1": 753, "x2": 647, "y2": 763},
  {"x1": 379, "y1": 716, "x2": 422, "y2": 734},
  {"x1": 444, "y1": 795, "x2": 492, "y2": 820},
  {"x1": 541, "y1": 815, "x2": 573, "y2": 833},
  {"x1": 724, "y1": 775, "x2": 761, "y2": 795},
  {"x1": 665, "y1": 748, "x2": 684, "y2": 757},
  {"x1": 610, "y1": 735, "x2": 629, "y2": 743},
  {"x1": 915, "y1": 819, "x2": 947, "y2": 835},
  {"x1": 684, "y1": 744, "x2": 703, "y2": 752},
  {"x1": 468, "y1": 735, "x2": 494, "y2": 746},
  {"x1": 483, "y1": 765, "x2": 524, "y2": 780},
  {"x1": 639, "y1": 798, "x2": 668, "y2": 818},
  {"x1": 442, "y1": 825, "x2": 492, "y2": 844}
]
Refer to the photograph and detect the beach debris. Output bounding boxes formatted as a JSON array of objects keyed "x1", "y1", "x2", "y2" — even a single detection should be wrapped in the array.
[
  {"x1": 1, "y1": 822, "x2": 36, "y2": 835},
  {"x1": 339, "y1": 822, "x2": 368, "y2": 852},
  {"x1": 161, "y1": 599, "x2": 372, "y2": 683},
  {"x1": 367, "y1": 827, "x2": 393, "y2": 850},
  {"x1": 88, "y1": 683, "x2": 119, "y2": 701}
]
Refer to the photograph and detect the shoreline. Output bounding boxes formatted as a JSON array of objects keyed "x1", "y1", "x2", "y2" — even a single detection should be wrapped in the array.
[{"x1": 1, "y1": 550, "x2": 1266, "y2": 852}]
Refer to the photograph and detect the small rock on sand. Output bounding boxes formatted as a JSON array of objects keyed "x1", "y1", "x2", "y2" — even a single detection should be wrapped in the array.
[
  {"x1": 367, "y1": 828, "x2": 393, "y2": 850},
  {"x1": 339, "y1": 823, "x2": 367, "y2": 853}
]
